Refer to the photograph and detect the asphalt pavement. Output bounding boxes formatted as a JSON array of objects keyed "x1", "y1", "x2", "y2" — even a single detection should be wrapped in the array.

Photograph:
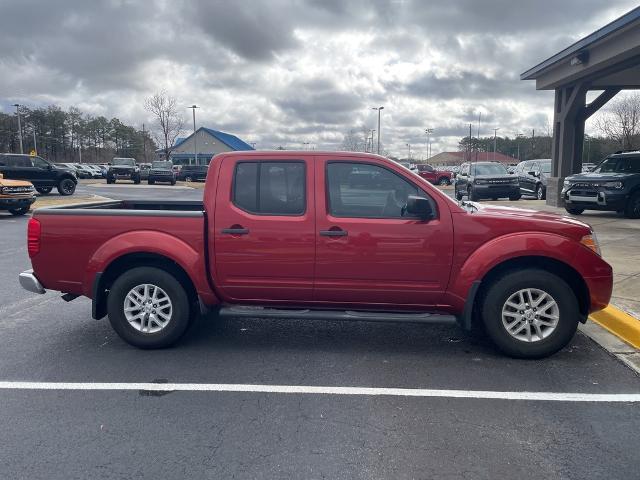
[{"x1": 1, "y1": 184, "x2": 639, "y2": 479}]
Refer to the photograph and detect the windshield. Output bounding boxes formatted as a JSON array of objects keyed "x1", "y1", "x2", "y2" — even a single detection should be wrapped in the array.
[
  {"x1": 470, "y1": 163, "x2": 507, "y2": 175},
  {"x1": 594, "y1": 157, "x2": 640, "y2": 174},
  {"x1": 540, "y1": 161, "x2": 551, "y2": 173},
  {"x1": 112, "y1": 158, "x2": 135, "y2": 166},
  {"x1": 152, "y1": 161, "x2": 172, "y2": 168}
]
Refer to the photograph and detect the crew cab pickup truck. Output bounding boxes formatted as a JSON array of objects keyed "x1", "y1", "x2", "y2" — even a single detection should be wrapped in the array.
[
  {"x1": 19, "y1": 151, "x2": 613, "y2": 358},
  {"x1": 416, "y1": 164, "x2": 454, "y2": 185}
]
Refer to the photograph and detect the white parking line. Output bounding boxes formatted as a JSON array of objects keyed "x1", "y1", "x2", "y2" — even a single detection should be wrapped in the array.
[{"x1": 0, "y1": 382, "x2": 638, "y2": 402}]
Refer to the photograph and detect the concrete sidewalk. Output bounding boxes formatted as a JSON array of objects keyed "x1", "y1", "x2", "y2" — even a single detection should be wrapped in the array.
[{"x1": 487, "y1": 199, "x2": 640, "y2": 318}]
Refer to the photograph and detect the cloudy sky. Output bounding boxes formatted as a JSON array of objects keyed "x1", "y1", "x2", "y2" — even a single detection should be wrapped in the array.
[{"x1": 0, "y1": 0, "x2": 637, "y2": 157}]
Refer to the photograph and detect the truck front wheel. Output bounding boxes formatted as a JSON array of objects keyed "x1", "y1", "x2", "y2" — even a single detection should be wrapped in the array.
[
  {"x1": 107, "y1": 267, "x2": 191, "y2": 349},
  {"x1": 481, "y1": 269, "x2": 579, "y2": 358},
  {"x1": 624, "y1": 191, "x2": 640, "y2": 219},
  {"x1": 438, "y1": 177, "x2": 450, "y2": 186}
]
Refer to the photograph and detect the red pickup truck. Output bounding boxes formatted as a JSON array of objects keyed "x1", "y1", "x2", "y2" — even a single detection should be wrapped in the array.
[
  {"x1": 416, "y1": 164, "x2": 454, "y2": 185},
  {"x1": 19, "y1": 151, "x2": 612, "y2": 358}
]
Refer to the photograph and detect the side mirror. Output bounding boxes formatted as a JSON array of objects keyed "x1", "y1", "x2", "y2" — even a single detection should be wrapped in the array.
[
  {"x1": 528, "y1": 170, "x2": 539, "y2": 177},
  {"x1": 405, "y1": 195, "x2": 434, "y2": 220}
]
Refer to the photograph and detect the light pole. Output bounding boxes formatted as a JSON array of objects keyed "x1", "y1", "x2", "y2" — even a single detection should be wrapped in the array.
[
  {"x1": 371, "y1": 106, "x2": 384, "y2": 154},
  {"x1": 424, "y1": 128, "x2": 434, "y2": 159},
  {"x1": 188, "y1": 105, "x2": 199, "y2": 165},
  {"x1": 368, "y1": 129, "x2": 376, "y2": 153},
  {"x1": 493, "y1": 128, "x2": 500, "y2": 162},
  {"x1": 406, "y1": 143, "x2": 411, "y2": 160},
  {"x1": 13, "y1": 104, "x2": 23, "y2": 154}
]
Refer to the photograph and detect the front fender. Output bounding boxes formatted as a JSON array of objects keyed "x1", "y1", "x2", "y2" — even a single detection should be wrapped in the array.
[
  {"x1": 448, "y1": 232, "x2": 580, "y2": 309},
  {"x1": 83, "y1": 230, "x2": 215, "y2": 302}
]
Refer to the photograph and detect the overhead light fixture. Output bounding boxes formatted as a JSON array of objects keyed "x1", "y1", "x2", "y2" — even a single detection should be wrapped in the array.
[{"x1": 570, "y1": 51, "x2": 589, "y2": 66}]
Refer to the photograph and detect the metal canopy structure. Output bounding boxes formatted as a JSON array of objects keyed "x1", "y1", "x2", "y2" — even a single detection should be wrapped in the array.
[{"x1": 521, "y1": 7, "x2": 640, "y2": 206}]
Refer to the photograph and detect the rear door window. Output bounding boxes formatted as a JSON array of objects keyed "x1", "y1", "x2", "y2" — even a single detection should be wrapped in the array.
[{"x1": 233, "y1": 161, "x2": 306, "y2": 215}]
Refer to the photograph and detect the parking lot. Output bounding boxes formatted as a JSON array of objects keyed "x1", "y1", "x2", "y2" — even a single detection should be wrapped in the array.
[{"x1": 0, "y1": 185, "x2": 639, "y2": 479}]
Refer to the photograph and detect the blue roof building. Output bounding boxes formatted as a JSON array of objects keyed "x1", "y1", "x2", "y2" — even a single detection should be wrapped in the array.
[{"x1": 165, "y1": 127, "x2": 254, "y2": 165}]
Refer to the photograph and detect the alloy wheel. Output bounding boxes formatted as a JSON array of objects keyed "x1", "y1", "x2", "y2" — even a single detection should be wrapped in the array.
[
  {"x1": 123, "y1": 283, "x2": 173, "y2": 334},
  {"x1": 501, "y1": 288, "x2": 559, "y2": 343}
]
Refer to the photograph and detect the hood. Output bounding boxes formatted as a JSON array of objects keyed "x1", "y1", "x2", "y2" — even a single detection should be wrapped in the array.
[
  {"x1": 567, "y1": 171, "x2": 636, "y2": 181},
  {"x1": 473, "y1": 174, "x2": 516, "y2": 181},
  {"x1": 0, "y1": 177, "x2": 34, "y2": 188},
  {"x1": 461, "y1": 202, "x2": 592, "y2": 239}
]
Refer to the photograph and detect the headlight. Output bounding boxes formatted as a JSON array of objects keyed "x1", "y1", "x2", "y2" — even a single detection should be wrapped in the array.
[
  {"x1": 475, "y1": 179, "x2": 487, "y2": 185},
  {"x1": 602, "y1": 181, "x2": 623, "y2": 189},
  {"x1": 509, "y1": 178, "x2": 519, "y2": 184},
  {"x1": 580, "y1": 232, "x2": 601, "y2": 256},
  {"x1": 563, "y1": 179, "x2": 570, "y2": 187},
  {"x1": 0, "y1": 187, "x2": 5, "y2": 194}
]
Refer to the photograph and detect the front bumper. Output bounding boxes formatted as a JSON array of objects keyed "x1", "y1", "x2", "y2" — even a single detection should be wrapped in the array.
[
  {"x1": 473, "y1": 184, "x2": 520, "y2": 198},
  {"x1": 19, "y1": 269, "x2": 46, "y2": 294},
  {"x1": 0, "y1": 196, "x2": 36, "y2": 210},
  {"x1": 563, "y1": 187, "x2": 627, "y2": 210}
]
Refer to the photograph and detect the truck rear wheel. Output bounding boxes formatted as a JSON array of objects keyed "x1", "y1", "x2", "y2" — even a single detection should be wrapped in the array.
[
  {"x1": 481, "y1": 269, "x2": 579, "y2": 358},
  {"x1": 107, "y1": 267, "x2": 191, "y2": 349},
  {"x1": 438, "y1": 177, "x2": 450, "y2": 186}
]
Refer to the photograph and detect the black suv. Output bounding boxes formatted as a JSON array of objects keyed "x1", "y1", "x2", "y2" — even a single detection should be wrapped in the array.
[
  {"x1": 107, "y1": 158, "x2": 141, "y2": 184},
  {"x1": 177, "y1": 165, "x2": 208, "y2": 182},
  {"x1": 563, "y1": 151, "x2": 640, "y2": 218},
  {"x1": 515, "y1": 159, "x2": 551, "y2": 200},
  {"x1": 148, "y1": 161, "x2": 176, "y2": 185},
  {"x1": 0, "y1": 153, "x2": 77, "y2": 195},
  {"x1": 455, "y1": 161, "x2": 521, "y2": 201}
]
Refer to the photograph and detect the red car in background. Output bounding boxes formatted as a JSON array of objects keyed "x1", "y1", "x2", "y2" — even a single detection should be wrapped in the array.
[{"x1": 416, "y1": 164, "x2": 454, "y2": 185}]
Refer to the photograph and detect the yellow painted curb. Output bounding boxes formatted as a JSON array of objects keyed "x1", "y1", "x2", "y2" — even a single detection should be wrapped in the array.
[{"x1": 589, "y1": 305, "x2": 640, "y2": 349}]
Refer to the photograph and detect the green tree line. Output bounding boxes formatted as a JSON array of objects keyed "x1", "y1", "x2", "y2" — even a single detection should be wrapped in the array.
[
  {"x1": 0, "y1": 105, "x2": 156, "y2": 164},
  {"x1": 458, "y1": 133, "x2": 630, "y2": 164}
]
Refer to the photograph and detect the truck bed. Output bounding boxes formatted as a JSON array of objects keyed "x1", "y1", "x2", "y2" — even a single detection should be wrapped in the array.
[{"x1": 37, "y1": 199, "x2": 204, "y2": 216}]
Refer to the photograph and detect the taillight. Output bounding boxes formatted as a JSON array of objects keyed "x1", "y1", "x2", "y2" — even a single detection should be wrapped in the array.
[{"x1": 27, "y1": 218, "x2": 41, "y2": 257}]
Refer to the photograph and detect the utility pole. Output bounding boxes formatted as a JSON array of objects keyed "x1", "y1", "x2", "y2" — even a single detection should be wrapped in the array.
[
  {"x1": 188, "y1": 105, "x2": 199, "y2": 165},
  {"x1": 142, "y1": 123, "x2": 147, "y2": 162},
  {"x1": 33, "y1": 129, "x2": 37, "y2": 155},
  {"x1": 368, "y1": 129, "x2": 376, "y2": 153},
  {"x1": 493, "y1": 128, "x2": 500, "y2": 162},
  {"x1": 13, "y1": 104, "x2": 23, "y2": 154},
  {"x1": 406, "y1": 143, "x2": 411, "y2": 160},
  {"x1": 371, "y1": 106, "x2": 384, "y2": 154},
  {"x1": 425, "y1": 128, "x2": 434, "y2": 160},
  {"x1": 469, "y1": 123, "x2": 472, "y2": 163}
]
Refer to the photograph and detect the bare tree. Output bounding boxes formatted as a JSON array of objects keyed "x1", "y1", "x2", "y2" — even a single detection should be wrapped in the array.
[
  {"x1": 596, "y1": 93, "x2": 640, "y2": 150},
  {"x1": 144, "y1": 90, "x2": 184, "y2": 159},
  {"x1": 341, "y1": 129, "x2": 362, "y2": 151}
]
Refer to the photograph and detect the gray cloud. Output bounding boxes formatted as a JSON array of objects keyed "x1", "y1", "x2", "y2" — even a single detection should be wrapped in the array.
[{"x1": 0, "y1": 0, "x2": 637, "y2": 154}]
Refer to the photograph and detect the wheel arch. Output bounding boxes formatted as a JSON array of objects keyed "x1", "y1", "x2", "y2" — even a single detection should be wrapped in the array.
[
  {"x1": 92, "y1": 252, "x2": 199, "y2": 320},
  {"x1": 467, "y1": 256, "x2": 590, "y2": 330}
]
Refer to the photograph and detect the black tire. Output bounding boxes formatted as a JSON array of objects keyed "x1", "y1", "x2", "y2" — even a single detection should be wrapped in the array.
[
  {"x1": 469, "y1": 187, "x2": 480, "y2": 202},
  {"x1": 438, "y1": 177, "x2": 450, "y2": 186},
  {"x1": 481, "y1": 269, "x2": 579, "y2": 358},
  {"x1": 455, "y1": 188, "x2": 463, "y2": 201},
  {"x1": 509, "y1": 194, "x2": 521, "y2": 201},
  {"x1": 57, "y1": 178, "x2": 76, "y2": 196},
  {"x1": 171, "y1": 179, "x2": 176, "y2": 185},
  {"x1": 106, "y1": 178, "x2": 113, "y2": 184},
  {"x1": 107, "y1": 267, "x2": 191, "y2": 349},
  {"x1": 624, "y1": 191, "x2": 640, "y2": 219},
  {"x1": 35, "y1": 186, "x2": 53, "y2": 195},
  {"x1": 148, "y1": 179, "x2": 155, "y2": 185},
  {"x1": 9, "y1": 206, "x2": 30, "y2": 216},
  {"x1": 565, "y1": 207, "x2": 584, "y2": 215},
  {"x1": 536, "y1": 184, "x2": 546, "y2": 200},
  {"x1": 185, "y1": 176, "x2": 193, "y2": 182},
  {"x1": 491, "y1": 197, "x2": 499, "y2": 201},
  {"x1": 133, "y1": 176, "x2": 141, "y2": 185}
]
